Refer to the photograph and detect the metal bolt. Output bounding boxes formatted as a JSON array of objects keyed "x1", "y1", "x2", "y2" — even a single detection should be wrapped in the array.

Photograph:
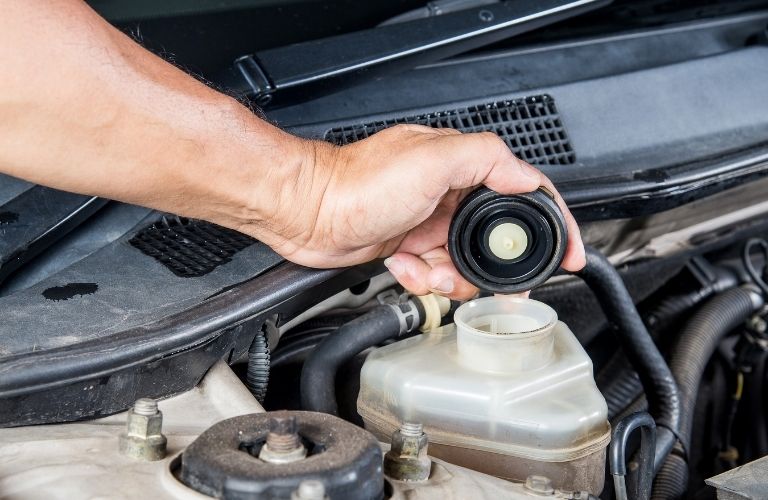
[
  {"x1": 383, "y1": 422, "x2": 431, "y2": 482},
  {"x1": 259, "y1": 416, "x2": 307, "y2": 464},
  {"x1": 292, "y1": 480, "x2": 327, "y2": 500},
  {"x1": 133, "y1": 398, "x2": 158, "y2": 416},
  {"x1": 524, "y1": 475, "x2": 555, "y2": 495},
  {"x1": 399, "y1": 422, "x2": 423, "y2": 437},
  {"x1": 266, "y1": 416, "x2": 301, "y2": 452},
  {"x1": 118, "y1": 398, "x2": 167, "y2": 461}
]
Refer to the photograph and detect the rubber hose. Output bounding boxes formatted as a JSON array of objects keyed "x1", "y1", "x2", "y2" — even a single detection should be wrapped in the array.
[
  {"x1": 650, "y1": 452, "x2": 688, "y2": 500},
  {"x1": 246, "y1": 329, "x2": 270, "y2": 403},
  {"x1": 601, "y1": 290, "x2": 715, "y2": 419},
  {"x1": 671, "y1": 287, "x2": 760, "y2": 448},
  {"x1": 652, "y1": 286, "x2": 761, "y2": 499},
  {"x1": 602, "y1": 266, "x2": 738, "y2": 421},
  {"x1": 598, "y1": 352, "x2": 643, "y2": 420},
  {"x1": 645, "y1": 289, "x2": 711, "y2": 335},
  {"x1": 578, "y1": 246, "x2": 681, "y2": 470},
  {"x1": 300, "y1": 303, "x2": 422, "y2": 415},
  {"x1": 612, "y1": 394, "x2": 648, "y2": 429}
]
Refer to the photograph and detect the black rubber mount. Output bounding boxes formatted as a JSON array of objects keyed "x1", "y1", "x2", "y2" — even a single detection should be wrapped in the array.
[
  {"x1": 179, "y1": 411, "x2": 384, "y2": 500},
  {"x1": 448, "y1": 187, "x2": 567, "y2": 293}
]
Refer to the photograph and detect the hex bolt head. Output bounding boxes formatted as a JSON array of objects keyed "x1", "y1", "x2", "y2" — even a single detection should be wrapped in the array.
[
  {"x1": 292, "y1": 480, "x2": 328, "y2": 500},
  {"x1": 118, "y1": 398, "x2": 167, "y2": 461},
  {"x1": 259, "y1": 416, "x2": 308, "y2": 464},
  {"x1": 383, "y1": 422, "x2": 431, "y2": 482},
  {"x1": 524, "y1": 475, "x2": 555, "y2": 495}
]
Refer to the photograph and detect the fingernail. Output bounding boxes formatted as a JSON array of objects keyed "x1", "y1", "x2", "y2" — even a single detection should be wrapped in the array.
[
  {"x1": 519, "y1": 161, "x2": 540, "y2": 179},
  {"x1": 384, "y1": 257, "x2": 405, "y2": 276},
  {"x1": 429, "y1": 276, "x2": 454, "y2": 294}
]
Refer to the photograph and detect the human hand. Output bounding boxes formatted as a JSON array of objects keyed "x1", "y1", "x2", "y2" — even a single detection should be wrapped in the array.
[{"x1": 262, "y1": 124, "x2": 585, "y2": 300}]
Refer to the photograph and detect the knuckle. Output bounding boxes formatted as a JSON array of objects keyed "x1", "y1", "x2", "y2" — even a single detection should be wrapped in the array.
[
  {"x1": 478, "y1": 132, "x2": 509, "y2": 154},
  {"x1": 388, "y1": 123, "x2": 432, "y2": 135}
]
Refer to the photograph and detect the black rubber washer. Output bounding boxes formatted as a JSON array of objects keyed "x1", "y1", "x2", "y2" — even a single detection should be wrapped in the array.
[
  {"x1": 448, "y1": 187, "x2": 567, "y2": 293},
  {"x1": 179, "y1": 411, "x2": 383, "y2": 500}
]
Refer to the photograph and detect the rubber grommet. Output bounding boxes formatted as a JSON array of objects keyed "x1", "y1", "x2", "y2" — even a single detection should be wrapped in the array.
[{"x1": 448, "y1": 187, "x2": 567, "y2": 293}]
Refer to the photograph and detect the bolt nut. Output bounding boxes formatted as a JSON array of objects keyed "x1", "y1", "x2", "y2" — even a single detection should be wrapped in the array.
[
  {"x1": 524, "y1": 475, "x2": 555, "y2": 495},
  {"x1": 118, "y1": 398, "x2": 167, "y2": 461},
  {"x1": 383, "y1": 422, "x2": 431, "y2": 482}
]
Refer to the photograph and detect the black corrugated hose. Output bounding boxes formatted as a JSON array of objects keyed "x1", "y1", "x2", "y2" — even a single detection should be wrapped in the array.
[
  {"x1": 577, "y1": 246, "x2": 682, "y2": 471},
  {"x1": 651, "y1": 286, "x2": 762, "y2": 499},
  {"x1": 246, "y1": 329, "x2": 270, "y2": 403},
  {"x1": 300, "y1": 301, "x2": 423, "y2": 415},
  {"x1": 598, "y1": 352, "x2": 644, "y2": 420}
]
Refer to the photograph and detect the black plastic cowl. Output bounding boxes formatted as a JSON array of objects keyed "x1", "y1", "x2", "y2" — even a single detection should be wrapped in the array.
[{"x1": 448, "y1": 187, "x2": 567, "y2": 293}]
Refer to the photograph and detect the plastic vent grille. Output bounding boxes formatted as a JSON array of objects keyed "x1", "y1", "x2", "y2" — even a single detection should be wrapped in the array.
[
  {"x1": 324, "y1": 95, "x2": 574, "y2": 166},
  {"x1": 129, "y1": 216, "x2": 256, "y2": 278}
]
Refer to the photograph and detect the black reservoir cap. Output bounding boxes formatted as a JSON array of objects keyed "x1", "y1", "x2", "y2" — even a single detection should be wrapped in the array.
[{"x1": 448, "y1": 187, "x2": 567, "y2": 294}]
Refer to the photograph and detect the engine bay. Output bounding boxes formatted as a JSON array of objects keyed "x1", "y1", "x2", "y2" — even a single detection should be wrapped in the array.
[{"x1": 2, "y1": 2, "x2": 768, "y2": 499}]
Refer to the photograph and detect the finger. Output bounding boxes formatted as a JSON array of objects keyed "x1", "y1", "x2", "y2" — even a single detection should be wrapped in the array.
[
  {"x1": 420, "y1": 247, "x2": 478, "y2": 300},
  {"x1": 383, "y1": 252, "x2": 432, "y2": 296},
  {"x1": 433, "y1": 132, "x2": 542, "y2": 194},
  {"x1": 537, "y1": 175, "x2": 586, "y2": 271},
  {"x1": 384, "y1": 249, "x2": 478, "y2": 300}
]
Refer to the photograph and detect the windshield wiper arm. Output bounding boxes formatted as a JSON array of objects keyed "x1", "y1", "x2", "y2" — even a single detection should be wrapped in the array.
[{"x1": 221, "y1": 0, "x2": 611, "y2": 108}]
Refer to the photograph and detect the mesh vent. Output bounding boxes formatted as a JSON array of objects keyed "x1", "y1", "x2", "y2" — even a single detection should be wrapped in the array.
[
  {"x1": 129, "y1": 216, "x2": 256, "y2": 278},
  {"x1": 324, "y1": 95, "x2": 574, "y2": 166}
]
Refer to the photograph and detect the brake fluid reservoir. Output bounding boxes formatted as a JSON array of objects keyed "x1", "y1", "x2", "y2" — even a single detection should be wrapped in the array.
[{"x1": 357, "y1": 297, "x2": 610, "y2": 493}]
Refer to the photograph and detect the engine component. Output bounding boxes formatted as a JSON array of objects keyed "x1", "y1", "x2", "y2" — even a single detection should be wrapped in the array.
[
  {"x1": 118, "y1": 398, "x2": 168, "y2": 461},
  {"x1": 179, "y1": 410, "x2": 384, "y2": 500},
  {"x1": 358, "y1": 296, "x2": 610, "y2": 493},
  {"x1": 383, "y1": 422, "x2": 432, "y2": 482},
  {"x1": 448, "y1": 187, "x2": 567, "y2": 293}
]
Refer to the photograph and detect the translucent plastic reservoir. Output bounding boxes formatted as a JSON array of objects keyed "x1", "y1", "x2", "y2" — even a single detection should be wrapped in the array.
[{"x1": 358, "y1": 297, "x2": 610, "y2": 493}]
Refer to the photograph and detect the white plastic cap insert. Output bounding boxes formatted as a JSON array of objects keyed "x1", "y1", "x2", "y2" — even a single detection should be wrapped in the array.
[{"x1": 487, "y1": 222, "x2": 528, "y2": 260}]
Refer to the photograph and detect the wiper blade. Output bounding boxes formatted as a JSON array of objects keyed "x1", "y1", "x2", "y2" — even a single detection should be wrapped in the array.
[{"x1": 222, "y1": 0, "x2": 611, "y2": 108}]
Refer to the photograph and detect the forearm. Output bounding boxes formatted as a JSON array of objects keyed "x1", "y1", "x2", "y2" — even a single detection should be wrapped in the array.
[{"x1": 0, "y1": 0, "x2": 310, "y2": 243}]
